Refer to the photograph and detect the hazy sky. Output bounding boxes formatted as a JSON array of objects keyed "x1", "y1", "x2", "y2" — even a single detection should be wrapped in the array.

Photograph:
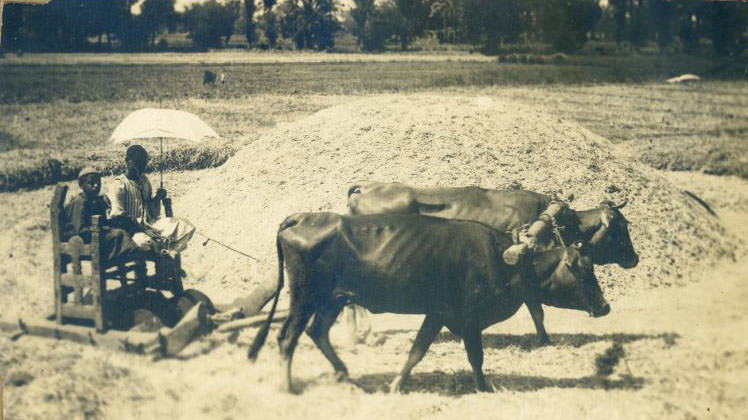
[{"x1": 131, "y1": 0, "x2": 204, "y2": 14}]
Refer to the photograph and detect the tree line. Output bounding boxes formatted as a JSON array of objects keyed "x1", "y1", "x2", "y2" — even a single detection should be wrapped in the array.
[{"x1": 1, "y1": 0, "x2": 746, "y2": 55}]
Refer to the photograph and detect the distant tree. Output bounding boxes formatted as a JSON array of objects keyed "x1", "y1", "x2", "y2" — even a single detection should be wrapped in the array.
[
  {"x1": 140, "y1": 0, "x2": 176, "y2": 46},
  {"x1": 262, "y1": 0, "x2": 278, "y2": 47},
  {"x1": 184, "y1": 0, "x2": 240, "y2": 48},
  {"x1": 628, "y1": 0, "x2": 651, "y2": 50},
  {"x1": 244, "y1": 0, "x2": 258, "y2": 45},
  {"x1": 649, "y1": 0, "x2": 673, "y2": 50},
  {"x1": 608, "y1": 0, "x2": 628, "y2": 46},
  {"x1": 462, "y1": 0, "x2": 529, "y2": 53},
  {"x1": 350, "y1": 0, "x2": 375, "y2": 47},
  {"x1": 279, "y1": 0, "x2": 338, "y2": 50},
  {"x1": 675, "y1": 0, "x2": 709, "y2": 53},
  {"x1": 1, "y1": 4, "x2": 24, "y2": 52},
  {"x1": 349, "y1": 0, "x2": 396, "y2": 51},
  {"x1": 428, "y1": 0, "x2": 458, "y2": 43},
  {"x1": 710, "y1": 1, "x2": 748, "y2": 57},
  {"x1": 539, "y1": 0, "x2": 601, "y2": 53},
  {"x1": 312, "y1": 0, "x2": 338, "y2": 49},
  {"x1": 10, "y1": 0, "x2": 107, "y2": 51},
  {"x1": 90, "y1": 0, "x2": 128, "y2": 47},
  {"x1": 392, "y1": 0, "x2": 429, "y2": 50}
]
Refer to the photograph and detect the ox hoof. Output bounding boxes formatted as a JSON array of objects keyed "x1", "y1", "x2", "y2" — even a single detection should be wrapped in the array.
[
  {"x1": 488, "y1": 379, "x2": 500, "y2": 392},
  {"x1": 334, "y1": 370, "x2": 350, "y2": 382},
  {"x1": 282, "y1": 383, "x2": 301, "y2": 395},
  {"x1": 389, "y1": 376, "x2": 404, "y2": 393}
]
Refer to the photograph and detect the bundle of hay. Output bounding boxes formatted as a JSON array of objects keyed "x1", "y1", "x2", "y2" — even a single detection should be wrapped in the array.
[{"x1": 178, "y1": 94, "x2": 737, "y2": 300}]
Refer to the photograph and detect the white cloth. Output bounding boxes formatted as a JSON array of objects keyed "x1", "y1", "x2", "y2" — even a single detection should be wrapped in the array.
[
  {"x1": 132, "y1": 232, "x2": 153, "y2": 248},
  {"x1": 149, "y1": 217, "x2": 196, "y2": 253}
]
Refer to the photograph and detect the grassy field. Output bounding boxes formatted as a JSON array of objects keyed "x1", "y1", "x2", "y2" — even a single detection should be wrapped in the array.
[
  {"x1": 0, "y1": 52, "x2": 746, "y2": 192},
  {"x1": 0, "y1": 53, "x2": 739, "y2": 104}
]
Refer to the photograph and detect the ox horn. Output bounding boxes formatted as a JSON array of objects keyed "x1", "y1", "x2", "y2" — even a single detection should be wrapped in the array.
[
  {"x1": 347, "y1": 185, "x2": 362, "y2": 197},
  {"x1": 589, "y1": 224, "x2": 608, "y2": 246},
  {"x1": 614, "y1": 199, "x2": 628, "y2": 209}
]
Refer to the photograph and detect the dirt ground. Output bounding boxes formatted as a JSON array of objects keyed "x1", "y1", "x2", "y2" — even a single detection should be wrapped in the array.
[{"x1": 1, "y1": 93, "x2": 747, "y2": 419}]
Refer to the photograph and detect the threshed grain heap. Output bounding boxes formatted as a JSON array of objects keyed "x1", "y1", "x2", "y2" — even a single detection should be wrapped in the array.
[{"x1": 179, "y1": 95, "x2": 736, "y2": 300}]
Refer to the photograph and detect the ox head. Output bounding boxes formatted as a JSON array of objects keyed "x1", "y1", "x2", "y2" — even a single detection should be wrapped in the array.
[
  {"x1": 587, "y1": 200, "x2": 639, "y2": 269},
  {"x1": 535, "y1": 242, "x2": 611, "y2": 318}
]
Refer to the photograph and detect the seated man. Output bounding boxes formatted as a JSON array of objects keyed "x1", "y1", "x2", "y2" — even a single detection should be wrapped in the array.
[
  {"x1": 106, "y1": 144, "x2": 194, "y2": 259},
  {"x1": 106, "y1": 144, "x2": 166, "y2": 249},
  {"x1": 64, "y1": 166, "x2": 142, "y2": 262}
]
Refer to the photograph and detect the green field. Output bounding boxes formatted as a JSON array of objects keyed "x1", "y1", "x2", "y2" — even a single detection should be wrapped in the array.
[{"x1": 1, "y1": 52, "x2": 746, "y2": 191}]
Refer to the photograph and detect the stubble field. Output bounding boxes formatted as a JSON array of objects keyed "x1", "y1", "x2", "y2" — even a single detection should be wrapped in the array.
[{"x1": 1, "y1": 52, "x2": 747, "y2": 420}]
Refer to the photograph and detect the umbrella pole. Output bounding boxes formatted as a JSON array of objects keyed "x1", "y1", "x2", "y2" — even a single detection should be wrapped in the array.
[{"x1": 160, "y1": 137, "x2": 164, "y2": 189}]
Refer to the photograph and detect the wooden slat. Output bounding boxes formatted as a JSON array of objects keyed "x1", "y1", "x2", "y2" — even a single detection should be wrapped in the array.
[
  {"x1": 61, "y1": 303, "x2": 96, "y2": 320},
  {"x1": 52, "y1": 184, "x2": 68, "y2": 325},
  {"x1": 90, "y1": 215, "x2": 105, "y2": 332},
  {"x1": 60, "y1": 272, "x2": 91, "y2": 288},
  {"x1": 59, "y1": 241, "x2": 93, "y2": 257}
]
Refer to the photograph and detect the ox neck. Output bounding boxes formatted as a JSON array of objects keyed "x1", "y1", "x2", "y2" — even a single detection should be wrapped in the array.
[{"x1": 531, "y1": 247, "x2": 564, "y2": 284}]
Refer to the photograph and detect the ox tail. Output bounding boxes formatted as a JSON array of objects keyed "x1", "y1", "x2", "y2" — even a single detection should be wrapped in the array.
[{"x1": 248, "y1": 235, "x2": 285, "y2": 361}]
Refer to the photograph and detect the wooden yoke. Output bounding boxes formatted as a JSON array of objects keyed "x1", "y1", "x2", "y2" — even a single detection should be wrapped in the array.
[{"x1": 503, "y1": 200, "x2": 568, "y2": 265}]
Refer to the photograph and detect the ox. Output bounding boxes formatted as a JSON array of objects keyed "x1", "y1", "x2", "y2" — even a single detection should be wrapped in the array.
[
  {"x1": 249, "y1": 213, "x2": 610, "y2": 393},
  {"x1": 347, "y1": 182, "x2": 638, "y2": 268},
  {"x1": 346, "y1": 182, "x2": 637, "y2": 344}
]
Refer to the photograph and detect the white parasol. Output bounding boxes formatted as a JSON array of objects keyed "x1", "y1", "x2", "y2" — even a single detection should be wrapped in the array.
[{"x1": 109, "y1": 108, "x2": 220, "y2": 188}]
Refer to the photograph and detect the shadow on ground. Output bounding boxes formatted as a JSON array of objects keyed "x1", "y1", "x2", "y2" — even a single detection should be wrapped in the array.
[
  {"x1": 354, "y1": 371, "x2": 645, "y2": 395},
  {"x1": 433, "y1": 331, "x2": 680, "y2": 350}
]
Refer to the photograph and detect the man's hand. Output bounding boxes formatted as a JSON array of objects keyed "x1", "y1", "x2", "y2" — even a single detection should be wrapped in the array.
[{"x1": 154, "y1": 188, "x2": 167, "y2": 202}]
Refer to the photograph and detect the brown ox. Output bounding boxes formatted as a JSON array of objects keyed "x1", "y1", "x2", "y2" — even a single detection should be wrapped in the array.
[{"x1": 249, "y1": 213, "x2": 610, "y2": 393}]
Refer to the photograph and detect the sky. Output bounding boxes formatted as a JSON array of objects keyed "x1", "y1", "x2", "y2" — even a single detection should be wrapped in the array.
[{"x1": 131, "y1": 0, "x2": 204, "y2": 14}]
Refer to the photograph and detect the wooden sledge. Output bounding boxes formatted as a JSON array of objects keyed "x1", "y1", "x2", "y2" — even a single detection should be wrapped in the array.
[
  {"x1": 1, "y1": 301, "x2": 214, "y2": 357},
  {"x1": 0, "y1": 316, "x2": 160, "y2": 354}
]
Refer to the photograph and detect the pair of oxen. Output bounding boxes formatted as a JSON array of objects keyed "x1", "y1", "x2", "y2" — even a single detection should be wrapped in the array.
[{"x1": 249, "y1": 182, "x2": 639, "y2": 394}]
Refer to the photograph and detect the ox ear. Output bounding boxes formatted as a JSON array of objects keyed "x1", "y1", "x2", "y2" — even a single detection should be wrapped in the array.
[{"x1": 614, "y1": 199, "x2": 628, "y2": 209}]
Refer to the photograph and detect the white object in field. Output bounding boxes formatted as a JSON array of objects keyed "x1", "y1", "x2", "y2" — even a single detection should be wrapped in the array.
[
  {"x1": 109, "y1": 108, "x2": 220, "y2": 144},
  {"x1": 0, "y1": 0, "x2": 51, "y2": 46},
  {"x1": 666, "y1": 74, "x2": 701, "y2": 84}
]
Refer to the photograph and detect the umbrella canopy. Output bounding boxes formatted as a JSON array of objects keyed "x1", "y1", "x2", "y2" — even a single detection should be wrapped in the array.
[{"x1": 110, "y1": 108, "x2": 220, "y2": 144}]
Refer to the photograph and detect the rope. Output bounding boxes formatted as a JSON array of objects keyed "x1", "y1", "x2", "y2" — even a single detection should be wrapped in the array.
[
  {"x1": 551, "y1": 217, "x2": 567, "y2": 248},
  {"x1": 196, "y1": 230, "x2": 261, "y2": 262}
]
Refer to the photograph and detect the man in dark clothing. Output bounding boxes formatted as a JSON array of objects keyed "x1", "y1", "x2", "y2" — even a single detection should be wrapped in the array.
[{"x1": 64, "y1": 166, "x2": 141, "y2": 262}]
